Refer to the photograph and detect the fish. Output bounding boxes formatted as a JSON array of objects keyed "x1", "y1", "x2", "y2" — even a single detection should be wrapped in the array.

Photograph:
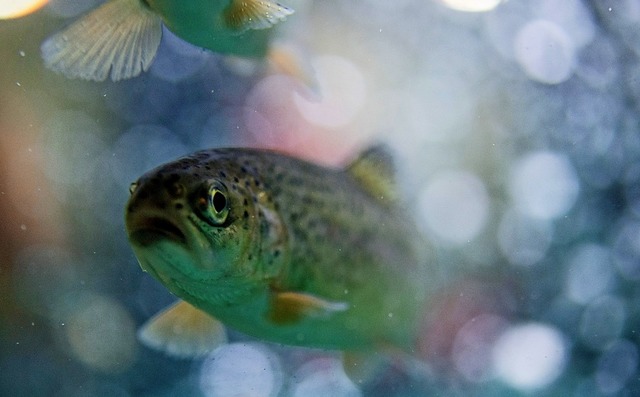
[
  {"x1": 41, "y1": 0, "x2": 294, "y2": 81},
  {"x1": 124, "y1": 145, "x2": 436, "y2": 372}
]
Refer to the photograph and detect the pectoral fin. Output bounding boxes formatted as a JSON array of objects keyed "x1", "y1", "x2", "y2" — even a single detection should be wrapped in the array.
[
  {"x1": 138, "y1": 300, "x2": 227, "y2": 357},
  {"x1": 224, "y1": 0, "x2": 294, "y2": 32},
  {"x1": 269, "y1": 292, "x2": 348, "y2": 324},
  {"x1": 41, "y1": 0, "x2": 162, "y2": 81}
]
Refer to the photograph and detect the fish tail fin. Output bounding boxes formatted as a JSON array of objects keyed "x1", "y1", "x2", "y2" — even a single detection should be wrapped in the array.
[
  {"x1": 41, "y1": 0, "x2": 162, "y2": 81},
  {"x1": 224, "y1": 0, "x2": 294, "y2": 32}
]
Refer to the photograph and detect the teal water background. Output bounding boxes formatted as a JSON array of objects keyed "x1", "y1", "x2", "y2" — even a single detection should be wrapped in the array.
[{"x1": 1, "y1": 1, "x2": 639, "y2": 396}]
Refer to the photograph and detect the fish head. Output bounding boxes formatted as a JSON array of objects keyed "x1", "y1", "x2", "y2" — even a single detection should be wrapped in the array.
[{"x1": 125, "y1": 152, "x2": 269, "y2": 302}]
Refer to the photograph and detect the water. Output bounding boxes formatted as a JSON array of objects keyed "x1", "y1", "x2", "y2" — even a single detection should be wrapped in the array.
[{"x1": 1, "y1": 0, "x2": 639, "y2": 396}]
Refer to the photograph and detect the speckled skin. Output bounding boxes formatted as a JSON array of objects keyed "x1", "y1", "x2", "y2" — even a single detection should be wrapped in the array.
[{"x1": 125, "y1": 147, "x2": 433, "y2": 352}]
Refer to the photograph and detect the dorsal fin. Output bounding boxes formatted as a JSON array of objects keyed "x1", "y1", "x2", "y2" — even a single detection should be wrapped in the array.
[
  {"x1": 223, "y1": 0, "x2": 294, "y2": 32},
  {"x1": 346, "y1": 144, "x2": 397, "y2": 203}
]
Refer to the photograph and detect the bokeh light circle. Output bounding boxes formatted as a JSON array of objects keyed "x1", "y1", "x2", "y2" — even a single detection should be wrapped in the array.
[
  {"x1": 492, "y1": 323, "x2": 567, "y2": 390},
  {"x1": 64, "y1": 293, "x2": 137, "y2": 373},
  {"x1": 418, "y1": 170, "x2": 490, "y2": 244},
  {"x1": 293, "y1": 55, "x2": 366, "y2": 128},
  {"x1": 199, "y1": 343, "x2": 282, "y2": 397},
  {"x1": 514, "y1": 20, "x2": 576, "y2": 84},
  {"x1": 439, "y1": 0, "x2": 502, "y2": 12},
  {"x1": 0, "y1": 0, "x2": 48, "y2": 19},
  {"x1": 509, "y1": 151, "x2": 580, "y2": 220}
]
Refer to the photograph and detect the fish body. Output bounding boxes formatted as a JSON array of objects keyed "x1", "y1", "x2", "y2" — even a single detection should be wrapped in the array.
[
  {"x1": 41, "y1": 0, "x2": 293, "y2": 81},
  {"x1": 125, "y1": 146, "x2": 434, "y2": 355},
  {"x1": 146, "y1": 0, "x2": 276, "y2": 57}
]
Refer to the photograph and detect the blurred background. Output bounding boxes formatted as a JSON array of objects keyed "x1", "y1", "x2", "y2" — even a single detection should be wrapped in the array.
[{"x1": 1, "y1": 0, "x2": 639, "y2": 395}]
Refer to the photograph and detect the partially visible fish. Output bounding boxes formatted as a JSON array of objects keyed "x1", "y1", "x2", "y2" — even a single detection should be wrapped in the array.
[
  {"x1": 41, "y1": 0, "x2": 293, "y2": 81},
  {"x1": 124, "y1": 145, "x2": 436, "y2": 368}
]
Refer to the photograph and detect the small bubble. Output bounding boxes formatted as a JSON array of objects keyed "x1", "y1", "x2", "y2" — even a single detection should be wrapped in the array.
[
  {"x1": 18, "y1": 50, "x2": 25, "y2": 57},
  {"x1": 20, "y1": 224, "x2": 26, "y2": 231}
]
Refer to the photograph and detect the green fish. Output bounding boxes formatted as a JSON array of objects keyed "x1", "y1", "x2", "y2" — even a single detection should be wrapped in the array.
[
  {"x1": 41, "y1": 0, "x2": 293, "y2": 81},
  {"x1": 125, "y1": 146, "x2": 434, "y2": 369}
]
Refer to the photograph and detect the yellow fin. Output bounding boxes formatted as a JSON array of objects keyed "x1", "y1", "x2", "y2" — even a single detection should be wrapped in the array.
[
  {"x1": 269, "y1": 292, "x2": 348, "y2": 324},
  {"x1": 138, "y1": 300, "x2": 227, "y2": 357},
  {"x1": 224, "y1": 0, "x2": 294, "y2": 32},
  {"x1": 346, "y1": 144, "x2": 397, "y2": 204},
  {"x1": 41, "y1": 0, "x2": 162, "y2": 81}
]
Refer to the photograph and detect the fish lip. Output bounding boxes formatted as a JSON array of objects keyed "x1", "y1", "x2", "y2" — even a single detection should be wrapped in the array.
[{"x1": 128, "y1": 217, "x2": 187, "y2": 246}]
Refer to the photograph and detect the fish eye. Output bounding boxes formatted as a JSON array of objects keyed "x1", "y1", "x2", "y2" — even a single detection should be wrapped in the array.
[
  {"x1": 129, "y1": 182, "x2": 138, "y2": 195},
  {"x1": 197, "y1": 182, "x2": 229, "y2": 225}
]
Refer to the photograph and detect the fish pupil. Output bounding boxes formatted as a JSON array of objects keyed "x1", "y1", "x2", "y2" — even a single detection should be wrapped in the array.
[{"x1": 212, "y1": 191, "x2": 227, "y2": 213}]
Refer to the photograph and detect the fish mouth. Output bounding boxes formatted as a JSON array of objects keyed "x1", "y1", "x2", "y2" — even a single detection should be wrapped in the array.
[{"x1": 129, "y1": 217, "x2": 187, "y2": 246}]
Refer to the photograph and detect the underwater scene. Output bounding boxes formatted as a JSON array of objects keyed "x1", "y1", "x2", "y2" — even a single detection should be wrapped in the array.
[{"x1": 1, "y1": 0, "x2": 639, "y2": 396}]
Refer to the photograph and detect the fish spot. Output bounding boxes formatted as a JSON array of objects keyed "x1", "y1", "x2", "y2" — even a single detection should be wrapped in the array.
[
  {"x1": 273, "y1": 250, "x2": 280, "y2": 258},
  {"x1": 165, "y1": 182, "x2": 184, "y2": 198},
  {"x1": 233, "y1": 176, "x2": 239, "y2": 183},
  {"x1": 219, "y1": 171, "x2": 227, "y2": 178},
  {"x1": 175, "y1": 203, "x2": 183, "y2": 210},
  {"x1": 240, "y1": 166, "x2": 248, "y2": 174},
  {"x1": 243, "y1": 210, "x2": 249, "y2": 218},
  {"x1": 243, "y1": 198, "x2": 248, "y2": 206}
]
